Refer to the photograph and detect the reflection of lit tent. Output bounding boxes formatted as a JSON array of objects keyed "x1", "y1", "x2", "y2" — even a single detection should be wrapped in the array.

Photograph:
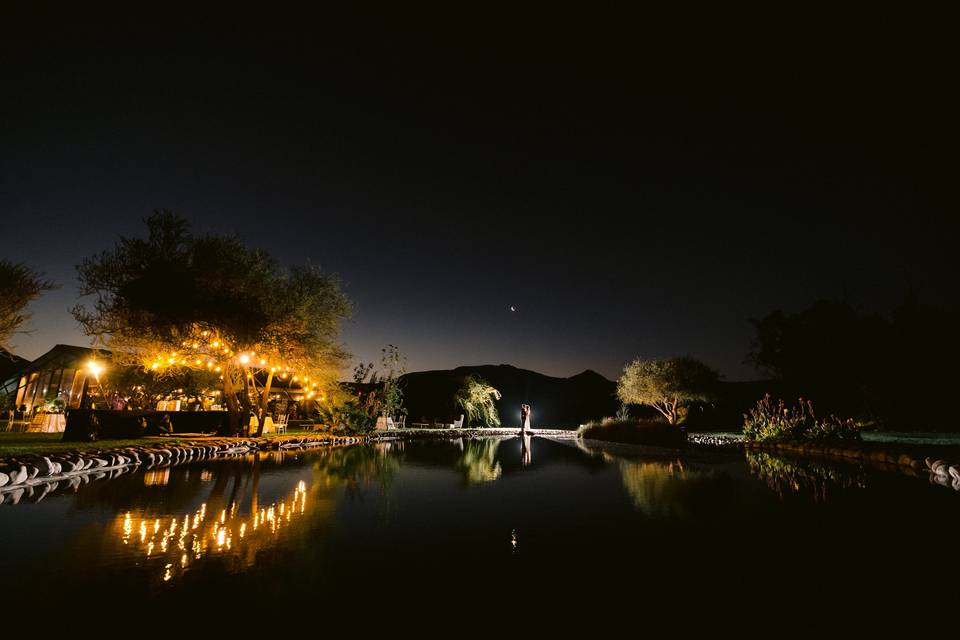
[{"x1": 2, "y1": 344, "x2": 107, "y2": 414}]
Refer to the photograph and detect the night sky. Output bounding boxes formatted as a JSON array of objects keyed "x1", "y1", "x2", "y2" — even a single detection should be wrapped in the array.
[{"x1": 2, "y1": 8, "x2": 956, "y2": 380}]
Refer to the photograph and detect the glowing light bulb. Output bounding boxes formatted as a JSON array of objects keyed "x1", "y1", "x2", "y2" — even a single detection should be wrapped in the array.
[{"x1": 86, "y1": 360, "x2": 104, "y2": 377}]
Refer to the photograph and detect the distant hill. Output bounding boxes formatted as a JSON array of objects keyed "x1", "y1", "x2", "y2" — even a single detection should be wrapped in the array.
[
  {"x1": 399, "y1": 364, "x2": 619, "y2": 429},
  {"x1": 397, "y1": 364, "x2": 789, "y2": 431}
]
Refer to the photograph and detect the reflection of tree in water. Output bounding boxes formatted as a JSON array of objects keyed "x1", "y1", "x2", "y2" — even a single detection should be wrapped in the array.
[
  {"x1": 619, "y1": 460, "x2": 731, "y2": 519},
  {"x1": 746, "y1": 451, "x2": 867, "y2": 502},
  {"x1": 311, "y1": 441, "x2": 399, "y2": 493},
  {"x1": 456, "y1": 439, "x2": 502, "y2": 484}
]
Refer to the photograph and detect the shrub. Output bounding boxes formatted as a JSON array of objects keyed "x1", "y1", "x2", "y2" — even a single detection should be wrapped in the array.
[
  {"x1": 577, "y1": 418, "x2": 687, "y2": 447},
  {"x1": 742, "y1": 395, "x2": 861, "y2": 442}
]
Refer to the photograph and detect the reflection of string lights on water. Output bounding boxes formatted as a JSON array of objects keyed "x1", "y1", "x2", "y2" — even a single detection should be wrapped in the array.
[{"x1": 115, "y1": 480, "x2": 308, "y2": 583}]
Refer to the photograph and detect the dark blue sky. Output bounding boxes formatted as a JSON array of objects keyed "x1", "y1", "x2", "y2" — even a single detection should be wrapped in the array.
[{"x1": 1, "y1": 9, "x2": 956, "y2": 380}]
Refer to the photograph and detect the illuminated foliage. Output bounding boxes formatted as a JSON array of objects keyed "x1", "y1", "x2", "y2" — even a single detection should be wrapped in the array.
[
  {"x1": 742, "y1": 394, "x2": 861, "y2": 442},
  {"x1": 72, "y1": 211, "x2": 351, "y2": 433},
  {"x1": 454, "y1": 375, "x2": 502, "y2": 427},
  {"x1": 0, "y1": 259, "x2": 56, "y2": 352},
  {"x1": 616, "y1": 357, "x2": 719, "y2": 425}
]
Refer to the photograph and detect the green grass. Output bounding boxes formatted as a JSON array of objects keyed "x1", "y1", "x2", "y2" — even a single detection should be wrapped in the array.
[
  {"x1": 861, "y1": 432, "x2": 960, "y2": 446},
  {"x1": 0, "y1": 432, "x2": 196, "y2": 457}
]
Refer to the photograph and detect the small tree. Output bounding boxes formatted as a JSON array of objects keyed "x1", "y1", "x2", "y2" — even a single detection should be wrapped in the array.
[
  {"x1": 0, "y1": 260, "x2": 56, "y2": 352},
  {"x1": 340, "y1": 345, "x2": 406, "y2": 431},
  {"x1": 617, "y1": 356, "x2": 719, "y2": 425},
  {"x1": 454, "y1": 375, "x2": 502, "y2": 427},
  {"x1": 378, "y1": 344, "x2": 406, "y2": 421}
]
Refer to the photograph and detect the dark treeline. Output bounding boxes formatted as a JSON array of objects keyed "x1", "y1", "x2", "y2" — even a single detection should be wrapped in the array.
[{"x1": 740, "y1": 295, "x2": 959, "y2": 431}]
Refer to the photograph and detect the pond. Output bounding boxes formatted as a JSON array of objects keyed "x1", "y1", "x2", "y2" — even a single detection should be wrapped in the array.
[{"x1": 1, "y1": 436, "x2": 958, "y2": 614}]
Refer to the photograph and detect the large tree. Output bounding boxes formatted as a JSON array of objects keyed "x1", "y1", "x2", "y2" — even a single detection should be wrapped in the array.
[
  {"x1": 746, "y1": 299, "x2": 886, "y2": 384},
  {"x1": 617, "y1": 356, "x2": 719, "y2": 425},
  {"x1": 746, "y1": 296, "x2": 960, "y2": 427},
  {"x1": 0, "y1": 260, "x2": 56, "y2": 352},
  {"x1": 73, "y1": 211, "x2": 352, "y2": 435}
]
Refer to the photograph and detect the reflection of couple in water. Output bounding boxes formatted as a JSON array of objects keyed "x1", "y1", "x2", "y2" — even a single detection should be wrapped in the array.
[{"x1": 520, "y1": 404, "x2": 532, "y2": 466}]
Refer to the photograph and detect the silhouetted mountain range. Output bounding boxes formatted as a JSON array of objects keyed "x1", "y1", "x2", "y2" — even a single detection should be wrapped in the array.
[{"x1": 399, "y1": 364, "x2": 619, "y2": 429}]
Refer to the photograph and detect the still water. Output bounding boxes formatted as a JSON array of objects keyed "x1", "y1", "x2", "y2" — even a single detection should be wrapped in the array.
[{"x1": 1, "y1": 437, "x2": 958, "y2": 613}]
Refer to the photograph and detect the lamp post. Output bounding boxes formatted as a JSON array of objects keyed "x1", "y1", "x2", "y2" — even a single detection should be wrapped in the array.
[
  {"x1": 82, "y1": 359, "x2": 106, "y2": 410},
  {"x1": 86, "y1": 359, "x2": 104, "y2": 381}
]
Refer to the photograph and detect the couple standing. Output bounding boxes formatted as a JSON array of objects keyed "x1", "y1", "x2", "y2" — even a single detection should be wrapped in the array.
[
  {"x1": 520, "y1": 404, "x2": 532, "y2": 433},
  {"x1": 520, "y1": 403, "x2": 532, "y2": 466}
]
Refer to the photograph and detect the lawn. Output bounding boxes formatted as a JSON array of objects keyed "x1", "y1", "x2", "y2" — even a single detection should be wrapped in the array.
[
  {"x1": 0, "y1": 432, "x2": 199, "y2": 457},
  {"x1": 861, "y1": 431, "x2": 960, "y2": 446}
]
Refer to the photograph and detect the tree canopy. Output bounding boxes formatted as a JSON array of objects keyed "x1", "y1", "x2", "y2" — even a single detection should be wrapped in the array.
[
  {"x1": 72, "y1": 210, "x2": 352, "y2": 433},
  {"x1": 454, "y1": 375, "x2": 502, "y2": 427},
  {"x1": 747, "y1": 296, "x2": 960, "y2": 428},
  {"x1": 0, "y1": 259, "x2": 56, "y2": 352},
  {"x1": 616, "y1": 357, "x2": 719, "y2": 425}
]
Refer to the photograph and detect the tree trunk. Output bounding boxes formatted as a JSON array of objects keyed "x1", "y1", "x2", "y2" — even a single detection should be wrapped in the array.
[
  {"x1": 238, "y1": 367, "x2": 252, "y2": 418},
  {"x1": 652, "y1": 401, "x2": 674, "y2": 424},
  {"x1": 221, "y1": 364, "x2": 243, "y2": 436},
  {"x1": 663, "y1": 397, "x2": 679, "y2": 425},
  {"x1": 255, "y1": 370, "x2": 274, "y2": 437}
]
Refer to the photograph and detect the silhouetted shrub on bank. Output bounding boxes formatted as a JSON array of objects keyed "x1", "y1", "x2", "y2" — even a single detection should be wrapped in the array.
[
  {"x1": 577, "y1": 418, "x2": 687, "y2": 447},
  {"x1": 742, "y1": 395, "x2": 861, "y2": 443}
]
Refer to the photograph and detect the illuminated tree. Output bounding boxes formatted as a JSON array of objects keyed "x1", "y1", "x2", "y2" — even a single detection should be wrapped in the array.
[
  {"x1": 454, "y1": 375, "x2": 502, "y2": 427},
  {"x1": 0, "y1": 259, "x2": 56, "y2": 352},
  {"x1": 616, "y1": 357, "x2": 719, "y2": 425},
  {"x1": 72, "y1": 211, "x2": 352, "y2": 435},
  {"x1": 101, "y1": 365, "x2": 219, "y2": 411}
]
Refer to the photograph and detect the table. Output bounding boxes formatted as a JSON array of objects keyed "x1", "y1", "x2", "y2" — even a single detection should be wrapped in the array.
[
  {"x1": 248, "y1": 415, "x2": 276, "y2": 433},
  {"x1": 27, "y1": 413, "x2": 67, "y2": 433}
]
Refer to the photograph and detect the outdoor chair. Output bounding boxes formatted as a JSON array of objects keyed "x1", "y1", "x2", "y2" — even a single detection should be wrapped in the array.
[{"x1": 275, "y1": 414, "x2": 289, "y2": 433}]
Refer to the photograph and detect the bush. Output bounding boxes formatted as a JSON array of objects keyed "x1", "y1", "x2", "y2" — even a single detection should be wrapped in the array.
[
  {"x1": 577, "y1": 418, "x2": 687, "y2": 447},
  {"x1": 742, "y1": 395, "x2": 861, "y2": 442}
]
